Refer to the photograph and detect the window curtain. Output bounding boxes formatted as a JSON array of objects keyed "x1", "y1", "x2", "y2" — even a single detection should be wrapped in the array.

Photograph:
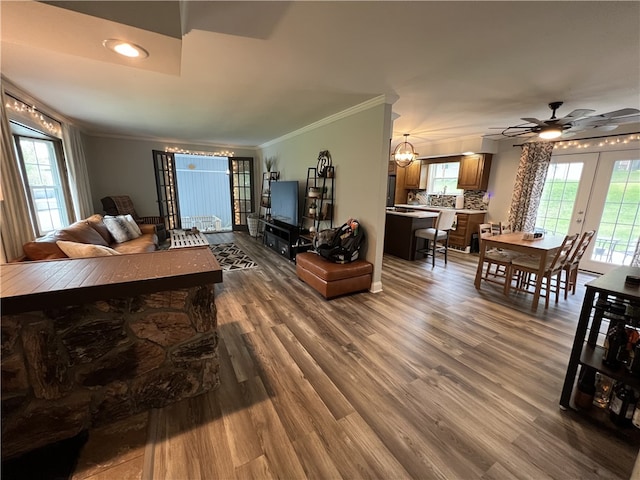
[
  {"x1": 507, "y1": 142, "x2": 554, "y2": 232},
  {"x1": 62, "y1": 124, "x2": 93, "y2": 220},
  {"x1": 0, "y1": 88, "x2": 35, "y2": 262}
]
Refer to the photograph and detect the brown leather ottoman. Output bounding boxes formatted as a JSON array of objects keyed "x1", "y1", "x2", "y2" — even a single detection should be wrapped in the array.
[{"x1": 296, "y1": 252, "x2": 373, "y2": 299}]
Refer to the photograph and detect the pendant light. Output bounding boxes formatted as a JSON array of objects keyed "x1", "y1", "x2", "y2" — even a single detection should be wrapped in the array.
[{"x1": 393, "y1": 134, "x2": 417, "y2": 167}]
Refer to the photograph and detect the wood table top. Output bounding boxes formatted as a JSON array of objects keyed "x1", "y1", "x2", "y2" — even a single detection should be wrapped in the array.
[
  {"x1": 1, "y1": 248, "x2": 222, "y2": 315},
  {"x1": 482, "y1": 232, "x2": 566, "y2": 251}
]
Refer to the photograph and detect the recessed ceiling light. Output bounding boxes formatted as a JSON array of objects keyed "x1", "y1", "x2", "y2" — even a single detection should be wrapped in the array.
[{"x1": 103, "y1": 39, "x2": 148, "y2": 59}]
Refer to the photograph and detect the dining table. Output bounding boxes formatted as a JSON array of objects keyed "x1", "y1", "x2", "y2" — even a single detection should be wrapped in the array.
[{"x1": 474, "y1": 231, "x2": 567, "y2": 310}]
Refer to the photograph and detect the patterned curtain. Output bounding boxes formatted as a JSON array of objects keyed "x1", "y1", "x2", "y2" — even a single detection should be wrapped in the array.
[{"x1": 508, "y1": 142, "x2": 554, "y2": 232}]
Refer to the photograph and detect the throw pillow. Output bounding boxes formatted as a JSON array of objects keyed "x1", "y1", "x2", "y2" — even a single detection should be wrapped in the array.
[
  {"x1": 56, "y1": 240, "x2": 122, "y2": 258},
  {"x1": 124, "y1": 214, "x2": 142, "y2": 236},
  {"x1": 103, "y1": 215, "x2": 141, "y2": 243}
]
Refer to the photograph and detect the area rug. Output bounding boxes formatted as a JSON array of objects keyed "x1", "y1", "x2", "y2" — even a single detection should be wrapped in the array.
[{"x1": 209, "y1": 243, "x2": 258, "y2": 271}]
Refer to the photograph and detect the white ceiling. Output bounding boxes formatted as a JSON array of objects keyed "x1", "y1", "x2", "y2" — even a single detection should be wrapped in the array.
[{"x1": 2, "y1": 1, "x2": 639, "y2": 150}]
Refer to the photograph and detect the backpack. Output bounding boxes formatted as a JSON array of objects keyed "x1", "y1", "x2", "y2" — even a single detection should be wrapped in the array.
[{"x1": 313, "y1": 219, "x2": 365, "y2": 264}]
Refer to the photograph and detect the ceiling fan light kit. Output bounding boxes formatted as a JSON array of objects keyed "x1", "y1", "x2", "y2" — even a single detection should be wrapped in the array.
[
  {"x1": 393, "y1": 134, "x2": 418, "y2": 168},
  {"x1": 494, "y1": 101, "x2": 640, "y2": 140}
]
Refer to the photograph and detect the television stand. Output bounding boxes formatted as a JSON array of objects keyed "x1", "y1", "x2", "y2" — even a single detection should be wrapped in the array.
[{"x1": 263, "y1": 221, "x2": 312, "y2": 261}]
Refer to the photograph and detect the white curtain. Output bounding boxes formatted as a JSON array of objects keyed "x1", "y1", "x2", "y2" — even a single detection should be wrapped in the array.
[
  {"x1": 0, "y1": 87, "x2": 35, "y2": 262},
  {"x1": 62, "y1": 123, "x2": 94, "y2": 219}
]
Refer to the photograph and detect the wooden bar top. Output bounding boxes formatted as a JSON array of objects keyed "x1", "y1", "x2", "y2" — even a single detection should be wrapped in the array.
[{"x1": 1, "y1": 247, "x2": 223, "y2": 315}]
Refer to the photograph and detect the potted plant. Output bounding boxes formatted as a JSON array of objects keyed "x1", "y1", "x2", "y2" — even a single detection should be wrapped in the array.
[{"x1": 265, "y1": 156, "x2": 276, "y2": 173}]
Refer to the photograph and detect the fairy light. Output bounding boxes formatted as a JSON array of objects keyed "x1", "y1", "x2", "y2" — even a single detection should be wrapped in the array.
[
  {"x1": 165, "y1": 146, "x2": 235, "y2": 157},
  {"x1": 552, "y1": 134, "x2": 640, "y2": 150},
  {"x1": 4, "y1": 95, "x2": 62, "y2": 136}
]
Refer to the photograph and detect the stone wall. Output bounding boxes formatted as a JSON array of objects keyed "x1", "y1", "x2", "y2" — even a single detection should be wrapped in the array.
[{"x1": 1, "y1": 284, "x2": 218, "y2": 459}]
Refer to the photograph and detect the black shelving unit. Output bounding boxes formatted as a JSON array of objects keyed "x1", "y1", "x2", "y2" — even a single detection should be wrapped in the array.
[
  {"x1": 560, "y1": 266, "x2": 640, "y2": 436},
  {"x1": 302, "y1": 166, "x2": 335, "y2": 236},
  {"x1": 260, "y1": 171, "x2": 279, "y2": 221}
]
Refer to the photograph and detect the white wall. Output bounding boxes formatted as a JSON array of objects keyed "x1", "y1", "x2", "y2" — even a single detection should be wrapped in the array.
[
  {"x1": 83, "y1": 135, "x2": 255, "y2": 216},
  {"x1": 484, "y1": 138, "x2": 521, "y2": 224},
  {"x1": 257, "y1": 101, "x2": 393, "y2": 290}
]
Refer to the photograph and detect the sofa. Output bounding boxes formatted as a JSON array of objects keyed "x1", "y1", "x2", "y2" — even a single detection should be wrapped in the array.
[{"x1": 21, "y1": 214, "x2": 159, "y2": 261}]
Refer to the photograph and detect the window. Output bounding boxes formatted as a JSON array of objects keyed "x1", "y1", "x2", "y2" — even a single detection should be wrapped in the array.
[
  {"x1": 535, "y1": 161, "x2": 584, "y2": 235},
  {"x1": 427, "y1": 161, "x2": 463, "y2": 194},
  {"x1": 13, "y1": 133, "x2": 72, "y2": 235}
]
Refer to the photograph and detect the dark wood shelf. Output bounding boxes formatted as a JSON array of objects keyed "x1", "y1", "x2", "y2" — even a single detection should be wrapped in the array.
[
  {"x1": 580, "y1": 345, "x2": 640, "y2": 390},
  {"x1": 560, "y1": 266, "x2": 640, "y2": 440}
]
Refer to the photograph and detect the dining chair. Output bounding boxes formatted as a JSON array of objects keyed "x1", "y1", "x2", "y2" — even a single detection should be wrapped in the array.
[
  {"x1": 477, "y1": 223, "x2": 514, "y2": 286},
  {"x1": 499, "y1": 222, "x2": 513, "y2": 234},
  {"x1": 562, "y1": 230, "x2": 596, "y2": 299},
  {"x1": 508, "y1": 233, "x2": 580, "y2": 309},
  {"x1": 415, "y1": 209, "x2": 457, "y2": 267}
]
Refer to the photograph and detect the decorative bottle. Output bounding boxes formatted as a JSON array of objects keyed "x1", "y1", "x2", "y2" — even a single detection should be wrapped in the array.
[
  {"x1": 603, "y1": 321, "x2": 628, "y2": 368},
  {"x1": 573, "y1": 366, "x2": 596, "y2": 410},
  {"x1": 609, "y1": 383, "x2": 637, "y2": 427}
]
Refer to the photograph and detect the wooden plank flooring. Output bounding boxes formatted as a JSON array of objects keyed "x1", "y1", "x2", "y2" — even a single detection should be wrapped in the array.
[{"x1": 72, "y1": 232, "x2": 638, "y2": 480}]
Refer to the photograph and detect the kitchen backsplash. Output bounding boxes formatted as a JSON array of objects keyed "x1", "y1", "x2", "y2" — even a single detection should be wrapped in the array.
[{"x1": 414, "y1": 190, "x2": 488, "y2": 210}]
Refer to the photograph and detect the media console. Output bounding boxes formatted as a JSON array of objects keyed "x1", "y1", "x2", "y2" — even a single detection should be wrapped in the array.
[{"x1": 263, "y1": 221, "x2": 312, "y2": 261}]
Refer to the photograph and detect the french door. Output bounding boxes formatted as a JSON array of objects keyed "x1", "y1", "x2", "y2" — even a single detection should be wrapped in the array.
[
  {"x1": 536, "y1": 148, "x2": 639, "y2": 274},
  {"x1": 152, "y1": 150, "x2": 181, "y2": 230},
  {"x1": 152, "y1": 151, "x2": 255, "y2": 232}
]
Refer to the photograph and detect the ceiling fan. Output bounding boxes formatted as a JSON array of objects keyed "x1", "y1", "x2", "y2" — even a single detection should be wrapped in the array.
[{"x1": 494, "y1": 101, "x2": 640, "y2": 139}]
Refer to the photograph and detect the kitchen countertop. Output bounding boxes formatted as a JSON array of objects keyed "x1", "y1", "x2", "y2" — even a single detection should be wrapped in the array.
[
  {"x1": 386, "y1": 209, "x2": 439, "y2": 219},
  {"x1": 393, "y1": 204, "x2": 487, "y2": 215}
]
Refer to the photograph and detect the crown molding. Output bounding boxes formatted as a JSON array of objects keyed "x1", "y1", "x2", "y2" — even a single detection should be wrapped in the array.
[{"x1": 258, "y1": 94, "x2": 393, "y2": 149}]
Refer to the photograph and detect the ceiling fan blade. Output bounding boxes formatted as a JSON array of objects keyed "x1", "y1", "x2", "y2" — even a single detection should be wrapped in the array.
[
  {"x1": 562, "y1": 108, "x2": 596, "y2": 119},
  {"x1": 521, "y1": 117, "x2": 547, "y2": 126},
  {"x1": 596, "y1": 108, "x2": 640, "y2": 118},
  {"x1": 556, "y1": 109, "x2": 596, "y2": 124},
  {"x1": 610, "y1": 113, "x2": 640, "y2": 124}
]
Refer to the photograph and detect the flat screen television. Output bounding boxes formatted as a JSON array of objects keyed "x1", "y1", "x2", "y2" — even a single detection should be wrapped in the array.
[{"x1": 270, "y1": 180, "x2": 299, "y2": 228}]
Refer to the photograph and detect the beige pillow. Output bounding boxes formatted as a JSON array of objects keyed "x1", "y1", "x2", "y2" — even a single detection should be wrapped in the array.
[{"x1": 56, "y1": 240, "x2": 122, "y2": 258}]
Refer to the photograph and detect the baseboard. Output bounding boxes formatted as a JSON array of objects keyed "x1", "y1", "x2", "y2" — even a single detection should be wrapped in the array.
[{"x1": 370, "y1": 280, "x2": 383, "y2": 293}]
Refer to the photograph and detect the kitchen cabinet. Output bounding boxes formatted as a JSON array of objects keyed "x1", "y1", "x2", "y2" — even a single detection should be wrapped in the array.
[
  {"x1": 448, "y1": 212, "x2": 486, "y2": 250},
  {"x1": 403, "y1": 161, "x2": 422, "y2": 189},
  {"x1": 457, "y1": 154, "x2": 492, "y2": 190},
  {"x1": 559, "y1": 266, "x2": 640, "y2": 436},
  {"x1": 384, "y1": 211, "x2": 438, "y2": 260}
]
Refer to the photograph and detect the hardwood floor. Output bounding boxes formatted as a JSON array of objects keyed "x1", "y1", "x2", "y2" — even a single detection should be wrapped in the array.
[{"x1": 72, "y1": 232, "x2": 638, "y2": 480}]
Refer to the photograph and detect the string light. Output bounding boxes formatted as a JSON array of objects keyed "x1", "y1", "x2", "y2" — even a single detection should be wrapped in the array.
[
  {"x1": 165, "y1": 146, "x2": 235, "y2": 157},
  {"x1": 4, "y1": 95, "x2": 62, "y2": 136},
  {"x1": 552, "y1": 134, "x2": 640, "y2": 150}
]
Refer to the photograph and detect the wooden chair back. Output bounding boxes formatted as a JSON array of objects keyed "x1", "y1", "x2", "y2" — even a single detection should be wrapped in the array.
[
  {"x1": 436, "y1": 210, "x2": 457, "y2": 231},
  {"x1": 500, "y1": 222, "x2": 513, "y2": 234},
  {"x1": 549, "y1": 233, "x2": 580, "y2": 271},
  {"x1": 567, "y1": 230, "x2": 596, "y2": 266},
  {"x1": 479, "y1": 223, "x2": 493, "y2": 239}
]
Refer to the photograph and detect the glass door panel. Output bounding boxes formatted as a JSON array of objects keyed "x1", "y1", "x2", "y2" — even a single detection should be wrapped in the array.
[
  {"x1": 535, "y1": 153, "x2": 597, "y2": 236},
  {"x1": 580, "y1": 150, "x2": 640, "y2": 273},
  {"x1": 152, "y1": 150, "x2": 181, "y2": 230},
  {"x1": 229, "y1": 157, "x2": 254, "y2": 231}
]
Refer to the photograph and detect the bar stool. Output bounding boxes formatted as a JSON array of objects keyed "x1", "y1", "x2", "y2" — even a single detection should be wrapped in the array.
[{"x1": 415, "y1": 210, "x2": 457, "y2": 267}]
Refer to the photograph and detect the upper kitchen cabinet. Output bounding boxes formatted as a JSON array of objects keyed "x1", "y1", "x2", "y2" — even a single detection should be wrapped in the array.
[
  {"x1": 403, "y1": 161, "x2": 421, "y2": 189},
  {"x1": 403, "y1": 160, "x2": 426, "y2": 189},
  {"x1": 457, "y1": 154, "x2": 492, "y2": 190}
]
